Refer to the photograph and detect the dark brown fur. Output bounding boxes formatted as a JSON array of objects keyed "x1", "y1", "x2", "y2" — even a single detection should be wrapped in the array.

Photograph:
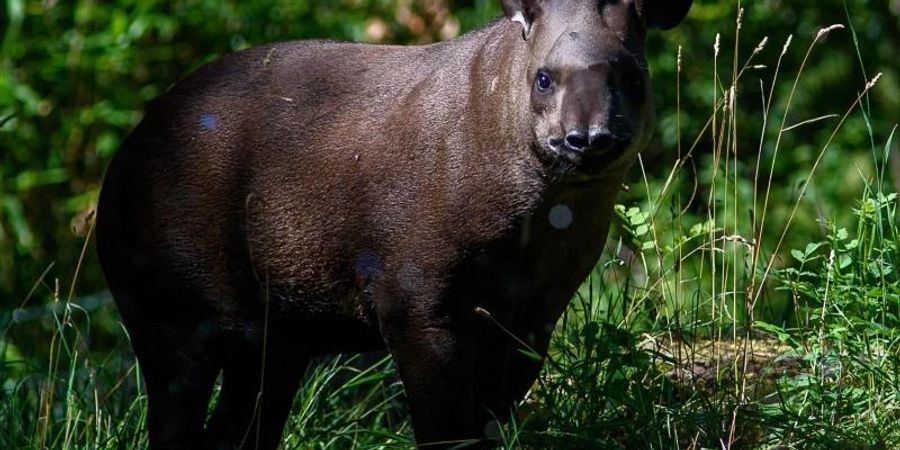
[{"x1": 96, "y1": 1, "x2": 691, "y2": 448}]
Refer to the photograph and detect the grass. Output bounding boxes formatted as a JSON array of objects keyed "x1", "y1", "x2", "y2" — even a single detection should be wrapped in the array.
[{"x1": 1, "y1": 6, "x2": 898, "y2": 450}]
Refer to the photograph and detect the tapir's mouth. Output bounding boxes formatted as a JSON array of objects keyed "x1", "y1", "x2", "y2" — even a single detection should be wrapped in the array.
[
  {"x1": 544, "y1": 135, "x2": 633, "y2": 171},
  {"x1": 585, "y1": 136, "x2": 631, "y2": 158},
  {"x1": 547, "y1": 134, "x2": 631, "y2": 155}
]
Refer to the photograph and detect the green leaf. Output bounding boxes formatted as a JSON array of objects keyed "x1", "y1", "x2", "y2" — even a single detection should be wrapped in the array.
[
  {"x1": 835, "y1": 227, "x2": 849, "y2": 241},
  {"x1": 804, "y1": 242, "x2": 824, "y2": 256},
  {"x1": 634, "y1": 224, "x2": 649, "y2": 237},
  {"x1": 838, "y1": 254, "x2": 853, "y2": 269}
]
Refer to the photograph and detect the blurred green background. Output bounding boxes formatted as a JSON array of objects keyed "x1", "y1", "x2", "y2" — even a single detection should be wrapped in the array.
[{"x1": 1, "y1": 0, "x2": 898, "y2": 358}]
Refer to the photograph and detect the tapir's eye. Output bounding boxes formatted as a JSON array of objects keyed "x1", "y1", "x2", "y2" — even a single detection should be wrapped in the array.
[{"x1": 535, "y1": 71, "x2": 553, "y2": 93}]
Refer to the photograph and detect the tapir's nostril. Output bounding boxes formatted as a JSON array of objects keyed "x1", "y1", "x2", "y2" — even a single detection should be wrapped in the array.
[
  {"x1": 564, "y1": 130, "x2": 589, "y2": 152},
  {"x1": 589, "y1": 129, "x2": 616, "y2": 152},
  {"x1": 548, "y1": 137, "x2": 564, "y2": 151}
]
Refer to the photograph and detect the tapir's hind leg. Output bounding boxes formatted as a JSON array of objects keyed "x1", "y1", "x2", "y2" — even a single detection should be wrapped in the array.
[
  {"x1": 204, "y1": 332, "x2": 309, "y2": 450},
  {"x1": 140, "y1": 351, "x2": 220, "y2": 450},
  {"x1": 121, "y1": 300, "x2": 222, "y2": 450}
]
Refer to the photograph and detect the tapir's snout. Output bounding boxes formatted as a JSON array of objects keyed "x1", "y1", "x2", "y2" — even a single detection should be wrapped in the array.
[
  {"x1": 561, "y1": 127, "x2": 621, "y2": 154},
  {"x1": 543, "y1": 63, "x2": 636, "y2": 161}
]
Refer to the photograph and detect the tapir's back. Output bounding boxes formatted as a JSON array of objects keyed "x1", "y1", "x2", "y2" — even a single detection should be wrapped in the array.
[{"x1": 96, "y1": 37, "x2": 497, "y2": 328}]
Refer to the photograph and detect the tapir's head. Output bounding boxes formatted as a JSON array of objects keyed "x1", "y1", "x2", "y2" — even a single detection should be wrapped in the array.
[{"x1": 502, "y1": 0, "x2": 692, "y2": 176}]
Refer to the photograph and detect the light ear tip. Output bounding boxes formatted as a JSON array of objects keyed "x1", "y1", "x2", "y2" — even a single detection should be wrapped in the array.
[
  {"x1": 510, "y1": 11, "x2": 528, "y2": 27},
  {"x1": 507, "y1": 9, "x2": 532, "y2": 38}
]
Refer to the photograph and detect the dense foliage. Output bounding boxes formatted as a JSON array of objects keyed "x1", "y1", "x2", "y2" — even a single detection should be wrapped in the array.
[{"x1": 1, "y1": 1, "x2": 898, "y2": 448}]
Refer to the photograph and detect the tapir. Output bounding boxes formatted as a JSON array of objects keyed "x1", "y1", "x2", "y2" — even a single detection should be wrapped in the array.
[{"x1": 96, "y1": 0, "x2": 693, "y2": 448}]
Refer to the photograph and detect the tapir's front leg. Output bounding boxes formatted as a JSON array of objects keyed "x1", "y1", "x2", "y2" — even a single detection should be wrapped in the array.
[
  {"x1": 375, "y1": 274, "x2": 487, "y2": 449},
  {"x1": 472, "y1": 326, "x2": 552, "y2": 428}
]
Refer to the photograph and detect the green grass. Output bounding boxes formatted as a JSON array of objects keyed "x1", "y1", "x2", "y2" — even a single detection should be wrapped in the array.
[{"x1": 2, "y1": 7, "x2": 898, "y2": 450}]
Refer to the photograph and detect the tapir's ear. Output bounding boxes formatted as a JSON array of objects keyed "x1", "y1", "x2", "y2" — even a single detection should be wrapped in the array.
[
  {"x1": 501, "y1": 0, "x2": 540, "y2": 38},
  {"x1": 635, "y1": 0, "x2": 693, "y2": 30}
]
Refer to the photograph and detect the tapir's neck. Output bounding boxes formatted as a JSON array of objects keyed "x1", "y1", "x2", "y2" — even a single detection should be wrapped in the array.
[
  {"x1": 472, "y1": 20, "x2": 533, "y2": 148},
  {"x1": 433, "y1": 18, "x2": 534, "y2": 159}
]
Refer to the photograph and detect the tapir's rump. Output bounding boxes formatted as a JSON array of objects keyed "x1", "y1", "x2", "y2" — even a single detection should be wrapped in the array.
[{"x1": 96, "y1": 1, "x2": 692, "y2": 448}]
